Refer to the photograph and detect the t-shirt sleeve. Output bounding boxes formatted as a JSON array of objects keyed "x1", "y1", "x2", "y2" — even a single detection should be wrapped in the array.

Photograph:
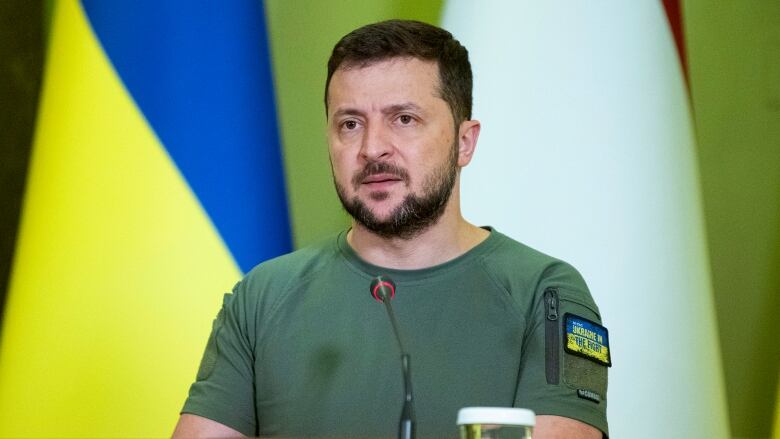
[
  {"x1": 181, "y1": 283, "x2": 257, "y2": 436},
  {"x1": 514, "y1": 263, "x2": 610, "y2": 437}
]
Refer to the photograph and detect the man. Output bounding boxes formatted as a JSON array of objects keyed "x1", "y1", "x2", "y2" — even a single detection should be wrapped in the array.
[{"x1": 174, "y1": 20, "x2": 609, "y2": 438}]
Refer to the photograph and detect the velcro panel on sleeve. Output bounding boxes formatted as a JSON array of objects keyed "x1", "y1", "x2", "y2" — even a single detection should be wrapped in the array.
[{"x1": 560, "y1": 304, "x2": 609, "y2": 402}]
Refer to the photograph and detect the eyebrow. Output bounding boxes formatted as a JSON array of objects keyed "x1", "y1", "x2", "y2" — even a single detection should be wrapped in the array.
[
  {"x1": 331, "y1": 107, "x2": 364, "y2": 119},
  {"x1": 381, "y1": 102, "x2": 422, "y2": 116},
  {"x1": 331, "y1": 102, "x2": 423, "y2": 120}
]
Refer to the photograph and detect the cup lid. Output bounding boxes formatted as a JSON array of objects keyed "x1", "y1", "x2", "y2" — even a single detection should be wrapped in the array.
[{"x1": 457, "y1": 407, "x2": 536, "y2": 427}]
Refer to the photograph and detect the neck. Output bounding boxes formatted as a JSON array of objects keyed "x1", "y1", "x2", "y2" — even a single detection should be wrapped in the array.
[{"x1": 347, "y1": 188, "x2": 490, "y2": 270}]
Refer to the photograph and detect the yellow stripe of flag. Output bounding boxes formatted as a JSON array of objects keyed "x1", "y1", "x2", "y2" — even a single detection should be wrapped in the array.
[{"x1": 0, "y1": 1, "x2": 241, "y2": 436}]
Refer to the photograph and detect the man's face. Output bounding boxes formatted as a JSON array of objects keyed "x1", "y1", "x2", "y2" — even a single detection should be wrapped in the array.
[{"x1": 326, "y1": 57, "x2": 460, "y2": 239}]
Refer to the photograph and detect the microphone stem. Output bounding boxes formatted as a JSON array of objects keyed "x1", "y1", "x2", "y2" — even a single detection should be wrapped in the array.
[
  {"x1": 382, "y1": 300, "x2": 415, "y2": 439},
  {"x1": 399, "y1": 354, "x2": 415, "y2": 439},
  {"x1": 383, "y1": 300, "x2": 407, "y2": 354}
]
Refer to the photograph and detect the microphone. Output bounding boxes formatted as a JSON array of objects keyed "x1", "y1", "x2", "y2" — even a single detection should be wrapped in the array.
[
  {"x1": 370, "y1": 275, "x2": 416, "y2": 439},
  {"x1": 370, "y1": 276, "x2": 396, "y2": 303}
]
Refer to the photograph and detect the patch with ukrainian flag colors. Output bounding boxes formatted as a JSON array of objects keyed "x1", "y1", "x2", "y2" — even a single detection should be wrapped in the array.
[{"x1": 564, "y1": 313, "x2": 611, "y2": 367}]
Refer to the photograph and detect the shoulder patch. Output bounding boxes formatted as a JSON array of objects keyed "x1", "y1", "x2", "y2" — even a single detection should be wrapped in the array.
[{"x1": 563, "y1": 313, "x2": 611, "y2": 367}]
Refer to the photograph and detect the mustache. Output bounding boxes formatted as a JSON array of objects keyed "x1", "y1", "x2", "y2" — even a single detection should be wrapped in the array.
[{"x1": 351, "y1": 161, "x2": 409, "y2": 188}]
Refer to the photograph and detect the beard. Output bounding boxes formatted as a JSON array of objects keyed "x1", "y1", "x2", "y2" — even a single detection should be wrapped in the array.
[{"x1": 334, "y1": 142, "x2": 459, "y2": 240}]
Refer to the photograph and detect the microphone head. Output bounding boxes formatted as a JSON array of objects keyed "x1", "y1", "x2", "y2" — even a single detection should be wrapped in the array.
[{"x1": 370, "y1": 275, "x2": 396, "y2": 302}]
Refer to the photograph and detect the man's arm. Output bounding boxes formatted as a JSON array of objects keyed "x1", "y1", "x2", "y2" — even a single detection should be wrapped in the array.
[
  {"x1": 510, "y1": 263, "x2": 610, "y2": 436},
  {"x1": 170, "y1": 413, "x2": 598, "y2": 439},
  {"x1": 535, "y1": 415, "x2": 602, "y2": 439},
  {"x1": 172, "y1": 414, "x2": 245, "y2": 438}
]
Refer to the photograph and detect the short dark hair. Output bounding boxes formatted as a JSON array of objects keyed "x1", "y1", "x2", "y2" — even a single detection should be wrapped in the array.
[{"x1": 325, "y1": 19, "x2": 472, "y2": 123}]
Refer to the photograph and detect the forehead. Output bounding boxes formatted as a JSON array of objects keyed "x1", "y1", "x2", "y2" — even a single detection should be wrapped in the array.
[{"x1": 327, "y1": 57, "x2": 444, "y2": 113}]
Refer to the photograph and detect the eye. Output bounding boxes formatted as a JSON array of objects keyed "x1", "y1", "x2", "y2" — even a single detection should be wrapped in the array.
[
  {"x1": 398, "y1": 114, "x2": 413, "y2": 125},
  {"x1": 341, "y1": 120, "x2": 359, "y2": 130}
]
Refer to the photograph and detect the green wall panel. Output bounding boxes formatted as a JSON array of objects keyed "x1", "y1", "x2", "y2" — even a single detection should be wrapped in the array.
[
  {"x1": 685, "y1": 1, "x2": 780, "y2": 437},
  {"x1": 0, "y1": 1, "x2": 44, "y2": 319}
]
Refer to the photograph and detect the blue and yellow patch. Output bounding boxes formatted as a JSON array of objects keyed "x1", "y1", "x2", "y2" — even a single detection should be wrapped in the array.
[{"x1": 564, "y1": 313, "x2": 611, "y2": 367}]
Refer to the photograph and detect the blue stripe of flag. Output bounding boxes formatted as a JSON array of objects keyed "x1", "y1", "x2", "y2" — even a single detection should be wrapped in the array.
[{"x1": 81, "y1": 0, "x2": 292, "y2": 273}]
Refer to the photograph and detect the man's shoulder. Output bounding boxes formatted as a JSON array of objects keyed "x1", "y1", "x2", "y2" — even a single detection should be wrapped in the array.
[
  {"x1": 234, "y1": 233, "x2": 342, "y2": 300},
  {"x1": 486, "y1": 230, "x2": 580, "y2": 277},
  {"x1": 248, "y1": 232, "x2": 340, "y2": 278},
  {"x1": 483, "y1": 229, "x2": 591, "y2": 300},
  {"x1": 487, "y1": 230, "x2": 557, "y2": 264}
]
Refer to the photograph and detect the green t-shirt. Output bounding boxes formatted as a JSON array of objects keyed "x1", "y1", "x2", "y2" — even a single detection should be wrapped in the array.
[{"x1": 182, "y1": 228, "x2": 609, "y2": 437}]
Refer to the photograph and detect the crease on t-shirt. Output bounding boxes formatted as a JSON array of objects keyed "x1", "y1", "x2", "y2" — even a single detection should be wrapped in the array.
[
  {"x1": 476, "y1": 255, "x2": 527, "y2": 324},
  {"x1": 250, "y1": 268, "x2": 308, "y2": 359}
]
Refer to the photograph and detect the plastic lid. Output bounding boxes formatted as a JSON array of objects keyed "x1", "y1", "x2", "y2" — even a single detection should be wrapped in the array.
[{"x1": 456, "y1": 407, "x2": 536, "y2": 427}]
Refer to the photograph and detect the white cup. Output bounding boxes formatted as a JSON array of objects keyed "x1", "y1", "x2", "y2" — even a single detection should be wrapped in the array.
[{"x1": 457, "y1": 407, "x2": 535, "y2": 439}]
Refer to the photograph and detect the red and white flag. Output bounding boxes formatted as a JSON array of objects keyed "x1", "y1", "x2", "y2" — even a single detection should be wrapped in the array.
[{"x1": 443, "y1": 1, "x2": 729, "y2": 437}]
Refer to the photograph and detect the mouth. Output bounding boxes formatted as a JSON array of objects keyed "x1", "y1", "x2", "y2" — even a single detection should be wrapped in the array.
[
  {"x1": 362, "y1": 173, "x2": 403, "y2": 185},
  {"x1": 351, "y1": 162, "x2": 409, "y2": 192}
]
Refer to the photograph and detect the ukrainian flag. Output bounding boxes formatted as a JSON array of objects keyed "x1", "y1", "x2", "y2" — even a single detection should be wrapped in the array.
[{"x1": 0, "y1": 1, "x2": 290, "y2": 436}]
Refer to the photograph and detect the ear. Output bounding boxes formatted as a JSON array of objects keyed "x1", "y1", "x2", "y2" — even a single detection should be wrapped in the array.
[{"x1": 456, "y1": 119, "x2": 481, "y2": 167}]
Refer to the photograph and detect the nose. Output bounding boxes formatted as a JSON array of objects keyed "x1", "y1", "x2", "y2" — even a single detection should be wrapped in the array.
[{"x1": 359, "y1": 121, "x2": 393, "y2": 162}]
